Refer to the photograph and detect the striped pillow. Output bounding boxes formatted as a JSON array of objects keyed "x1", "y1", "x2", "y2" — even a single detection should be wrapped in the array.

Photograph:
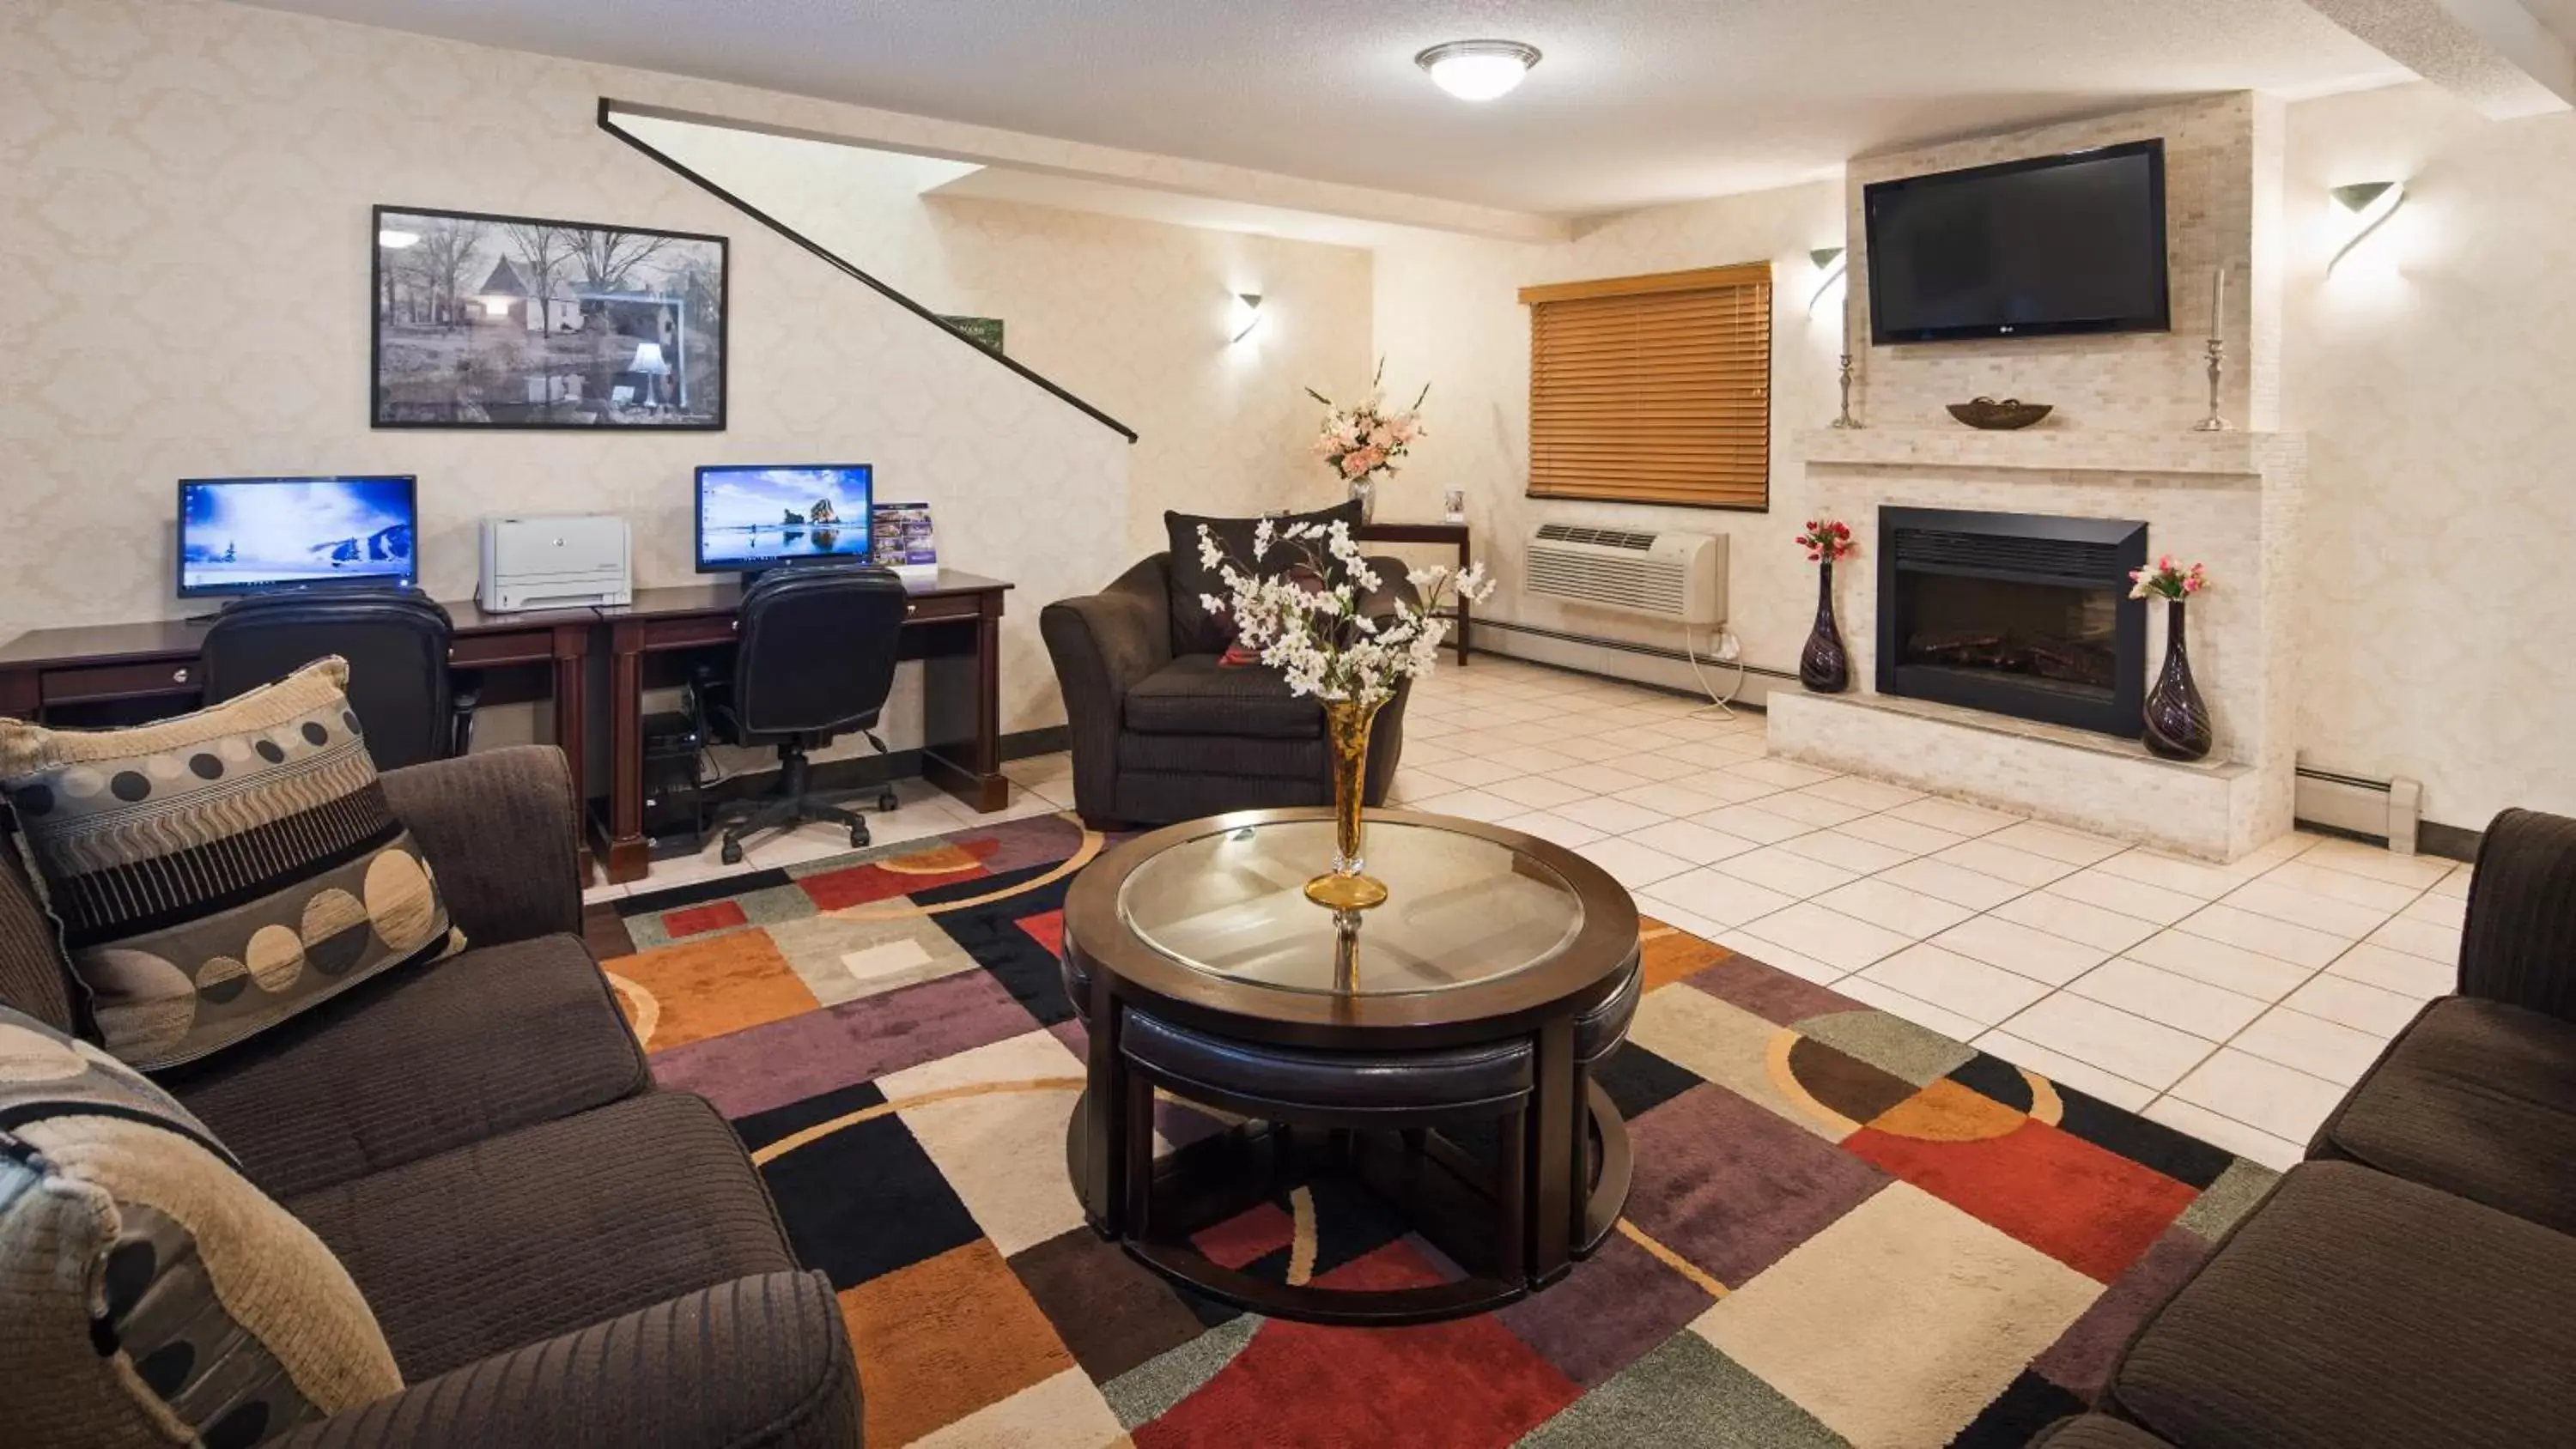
[{"x1": 0, "y1": 658, "x2": 461, "y2": 1070}]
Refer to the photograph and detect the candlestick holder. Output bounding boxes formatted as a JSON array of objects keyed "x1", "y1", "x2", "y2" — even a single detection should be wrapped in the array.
[
  {"x1": 1831, "y1": 352, "x2": 1860, "y2": 429},
  {"x1": 2192, "y1": 336, "x2": 2229, "y2": 433}
]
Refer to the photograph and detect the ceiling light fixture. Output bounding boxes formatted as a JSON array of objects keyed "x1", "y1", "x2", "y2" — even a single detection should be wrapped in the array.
[
  {"x1": 1415, "y1": 39, "x2": 1541, "y2": 102},
  {"x1": 2327, "y1": 181, "x2": 2405, "y2": 276}
]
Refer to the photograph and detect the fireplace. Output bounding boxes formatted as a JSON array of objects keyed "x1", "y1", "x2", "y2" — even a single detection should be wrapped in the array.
[{"x1": 1876, "y1": 507, "x2": 2148, "y2": 737}]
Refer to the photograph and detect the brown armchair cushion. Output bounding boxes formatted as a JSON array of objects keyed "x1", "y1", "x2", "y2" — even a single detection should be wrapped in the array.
[
  {"x1": 1124, "y1": 655, "x2": 1325, "y2": 740},
  {"x1": 2307, "y1": 995, "x2": 2576, "y2": 1234},
  {"x1": 2105, "y1": 1161, "x2": 2576, "y2": 1449},
  {"x1": 286, "y1": 1091, "x2": 794, "y2": 1381},
  {"x1": 1163, "y1": 500, "x2": 1363, "y2": 657},
  {"x1": 159, "y1": 932, "x2": 649, "y2": 1201}
]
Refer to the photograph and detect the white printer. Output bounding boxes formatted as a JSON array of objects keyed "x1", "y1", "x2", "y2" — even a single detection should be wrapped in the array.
[{"x1": 479, "y1": 514, "x2": 632, "y2": 613}]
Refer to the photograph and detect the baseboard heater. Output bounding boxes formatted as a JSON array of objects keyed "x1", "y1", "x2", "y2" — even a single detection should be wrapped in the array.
[{"x1": 2294, "y1": 765, "x2": 2421, "y2": 855}]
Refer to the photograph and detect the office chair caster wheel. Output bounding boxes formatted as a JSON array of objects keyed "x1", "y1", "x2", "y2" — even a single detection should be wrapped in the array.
[
  {"x1": 720, "y1": 836, "x2": 744, "y2": 865},
  {"x1": 848, "y1": 822, "x2": 871, "y2": 849},
  {"x1": 878, "y1": 787, "x2": 899, "y2": 813}
]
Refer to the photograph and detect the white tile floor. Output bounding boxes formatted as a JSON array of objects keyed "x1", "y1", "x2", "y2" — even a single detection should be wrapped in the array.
[
  {"x1": 1394, "y1": 657, "x2": 2466, "y2": 1173},
  {"x1": 590, "y1": 653, "x2": 2472, "y2": 1173}
]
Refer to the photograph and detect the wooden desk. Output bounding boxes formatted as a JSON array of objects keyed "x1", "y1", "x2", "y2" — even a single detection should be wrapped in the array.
[
  {"x1": 592, "y1": 569, "x2": 1013, "y2": 883},
  {"x1": 0, "y1": 602, "x2": 598, "y2": 872},
  {"x1": 1355, "y1": 521, "x2": 1473, "y2": 664}
]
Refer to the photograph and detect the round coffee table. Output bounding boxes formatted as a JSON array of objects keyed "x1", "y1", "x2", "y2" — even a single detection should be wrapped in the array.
[{"x1": 1061, "y1": 807, "x2": 1640, "y2": 1325}]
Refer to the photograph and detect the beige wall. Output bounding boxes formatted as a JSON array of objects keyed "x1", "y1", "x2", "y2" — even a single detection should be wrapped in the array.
[
  {"x1": 1375, "y1": 86, "x2": 2569, "y2": 829},
  {"x1": 1371, "y1": 182, "x2": 1848, "y2": 688},
  {"x1": 0, "y1": 0, "x2": 1370, "y2": 757},
  {"x1": 2281, "y1": 83, "x2": 2576, "y2": 826},
  {"x1": 616, "y1": 118, "x2": 1371, "y2": 550}
]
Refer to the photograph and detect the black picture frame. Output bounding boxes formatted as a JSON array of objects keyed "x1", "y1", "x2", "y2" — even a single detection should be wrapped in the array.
[{"x1": 370, "y1": 203, "x2": 728, "y2": 431}]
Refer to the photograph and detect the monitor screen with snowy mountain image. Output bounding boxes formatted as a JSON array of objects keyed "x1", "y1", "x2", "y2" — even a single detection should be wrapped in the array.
[
  {"x1": 695, "y1": 464, "x2": 875, "y2": 572},
  {"x1": 178, "y1": 476, "x2": 418, "y2": 597}
]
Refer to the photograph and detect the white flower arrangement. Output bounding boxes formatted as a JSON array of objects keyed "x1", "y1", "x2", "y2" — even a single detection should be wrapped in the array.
[{"x1": 1197, "y1": 518, "x2": 1496, "y2": 706}]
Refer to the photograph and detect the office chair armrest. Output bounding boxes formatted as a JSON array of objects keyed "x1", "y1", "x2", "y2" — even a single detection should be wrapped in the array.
[
  {"x1": 379, "y1": 745, "x2": 584, "y2": 949},
  {"x1": 269, "y1": 1272, "x2": 860, "y2": 1449},
  {"x1": 2458, "y1": 808, "x2": 2576, "y2": 1020}
]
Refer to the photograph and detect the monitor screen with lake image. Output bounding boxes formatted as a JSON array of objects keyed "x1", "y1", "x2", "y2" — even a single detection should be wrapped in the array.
[
  {"x1": 178, "y1": 476, "x2": 419, "y2": 597},
  {"x1": 696, "y1": 464, "x2": 874, "y2": 572}
]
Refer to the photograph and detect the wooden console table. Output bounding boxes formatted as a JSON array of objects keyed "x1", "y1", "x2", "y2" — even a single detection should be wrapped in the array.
[{"x1": 1355, "y1": 521, "x2": 1473, "y2": 664}]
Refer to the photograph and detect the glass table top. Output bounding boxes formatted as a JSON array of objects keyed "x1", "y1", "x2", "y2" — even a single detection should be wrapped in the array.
[{"x1": 1117, "y1": 819, "x2": 1586, "y2": 997}]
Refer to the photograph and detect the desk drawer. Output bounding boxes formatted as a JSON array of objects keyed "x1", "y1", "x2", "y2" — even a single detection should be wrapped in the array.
[
  {"x1": 42, "y1": 659, "x2": 202, "y2": 706},
  {"x1": 904, "y1": 592, "x2": 983, "y2": 623}
]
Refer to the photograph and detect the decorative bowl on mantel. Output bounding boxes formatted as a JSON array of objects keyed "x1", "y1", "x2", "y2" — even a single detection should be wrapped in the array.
[{"x1": 1947, "y1": 397, "x2": 2053, "y2": 430}]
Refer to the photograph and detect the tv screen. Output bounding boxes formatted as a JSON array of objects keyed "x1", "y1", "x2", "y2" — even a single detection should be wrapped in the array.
[
  {"x1": 1864, "y1": 140, "x2": 2169, "y2": 343},
  {"x1": 178, "y1": 476, "x2": 418, "y2": 598},
  {"x1": 696, "y1": 464, "x2": 874, "y2": 572}
]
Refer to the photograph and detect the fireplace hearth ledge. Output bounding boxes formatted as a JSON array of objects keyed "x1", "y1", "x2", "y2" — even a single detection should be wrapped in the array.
[
  {"x1": 1768, "y1": 690, "x2": 2277, "y2": 863},
  {"x1": 1796, "y1": 427, "x2": 2302, "y2": 478}
]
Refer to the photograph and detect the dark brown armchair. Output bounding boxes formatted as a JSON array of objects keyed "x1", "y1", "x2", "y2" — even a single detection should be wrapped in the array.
[{"x1": 1041, "y1": 548, "x2": 1421, "y2": 829}]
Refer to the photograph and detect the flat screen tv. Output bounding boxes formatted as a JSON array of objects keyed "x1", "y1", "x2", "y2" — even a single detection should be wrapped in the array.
[
  {"x1": 695, "y1": 464, "x2": 874, "y2": 573},
  {"x1": 1863, "y1": 139, "x2": 2169, "y2": 343},
  {"x1": 177, "y1": 475, "x2": 418, "y2": 598}
]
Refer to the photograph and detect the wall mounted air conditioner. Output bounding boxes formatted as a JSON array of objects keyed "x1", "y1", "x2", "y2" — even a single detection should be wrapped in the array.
[{"x1": 1524, "y1": 524, "x2": 1727, "y2": 627}]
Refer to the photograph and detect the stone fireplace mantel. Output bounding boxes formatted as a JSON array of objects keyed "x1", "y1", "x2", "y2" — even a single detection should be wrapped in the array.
[{"x1": 1769, "y1": 427, "x2": 2306, "y2": 862}]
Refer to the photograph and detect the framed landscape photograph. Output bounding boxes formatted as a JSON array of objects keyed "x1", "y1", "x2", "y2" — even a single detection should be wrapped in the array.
[{"x1": 371, "y1": 204, "x2": 727, "y2": 430}]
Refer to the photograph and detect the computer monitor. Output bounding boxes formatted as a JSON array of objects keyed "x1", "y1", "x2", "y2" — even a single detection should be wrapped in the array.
[
  {"x1": 695, "y1": 464, "x2": 874, "y2": 573},
  {"x1": 177, "y1": 476, "x2": 419, "y2": 598}
]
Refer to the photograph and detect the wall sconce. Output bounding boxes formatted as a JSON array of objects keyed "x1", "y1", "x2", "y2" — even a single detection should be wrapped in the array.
[
  {"x1": 1229, "y1": 292, "x2": 1265, "y2": 344},
  {"x1": 2327, "y1": 181, "x2": 2405, "y2": 276},
  {"x1": 1807, "y1": 246, "x2": 1847, "y2": 316}
]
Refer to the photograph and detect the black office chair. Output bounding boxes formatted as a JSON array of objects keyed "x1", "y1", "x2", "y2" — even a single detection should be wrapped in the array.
[
  {"x1": 710, "y1": 563, "x2": 908, "y2": 864},
  {"x1": 200, "y1": 589, "x2": 474, "y2": 772}
]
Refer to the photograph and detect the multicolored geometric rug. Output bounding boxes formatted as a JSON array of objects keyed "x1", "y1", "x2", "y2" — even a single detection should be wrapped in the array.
[{"x1": 588, "y1": 813, "x2": 2278, "y2": 1449}]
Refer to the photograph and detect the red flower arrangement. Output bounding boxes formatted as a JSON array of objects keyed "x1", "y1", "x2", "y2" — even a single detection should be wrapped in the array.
[{"x1": 1796, "y1": 518, "x2": 1856, "y2": 563}]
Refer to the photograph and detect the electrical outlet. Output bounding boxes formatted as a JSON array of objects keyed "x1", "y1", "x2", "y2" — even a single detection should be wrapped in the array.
[{"x1": 1715, "y1": 631, "x2": 1741, "y2": 662}]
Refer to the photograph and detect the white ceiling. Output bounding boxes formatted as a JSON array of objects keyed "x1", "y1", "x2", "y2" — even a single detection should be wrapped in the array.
[{"x1": 243, "y1": 0, "x2": 2412, "y2": 215}]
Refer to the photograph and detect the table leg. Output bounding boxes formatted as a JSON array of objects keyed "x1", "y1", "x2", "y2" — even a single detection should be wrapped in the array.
[
  {"x1": 598, "y1": 619, "x2": 651, "y2": 884},
  {"x1": 1455, "y1": 533, "x2": 1473, "y2": 665},
  {"x1": 550, "y1": 622, "x2": 594, "y2": 884},
  {"x1": 1081, "y1": 972, "x2": 1124, "y2": 1234},
  {"x1": 921, "y1": 606, "x2": 1008, "y2": 813},
  {"x1": 1528, "y1": 1016, "x2": 1576, "y2": 1287},
  {"x1": 0, "y1": 665, "x2": 37, "y2": 722}
]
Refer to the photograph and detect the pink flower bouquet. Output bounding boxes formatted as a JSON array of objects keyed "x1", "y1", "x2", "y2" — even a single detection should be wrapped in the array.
[{"x1": 2129, "y1": 555, "x2": 2210, "y2": 601}]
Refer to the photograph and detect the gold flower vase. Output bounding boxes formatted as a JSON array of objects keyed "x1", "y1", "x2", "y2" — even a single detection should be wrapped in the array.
[{"x1": 1305, "y1": 697, "x2": 1389, "y2": 910}]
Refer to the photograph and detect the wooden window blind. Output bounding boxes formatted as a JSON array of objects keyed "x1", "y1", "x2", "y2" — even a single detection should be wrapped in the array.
[{"x1": 1521, "y1": 262, "x2": 1773, "y2": 510}]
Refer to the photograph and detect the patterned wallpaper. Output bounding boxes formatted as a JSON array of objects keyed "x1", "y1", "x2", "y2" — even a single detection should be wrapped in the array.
[
  {"x1": 0, "y1": 0, "x2": 1370, "y2": 752},
  {"x1": 2281, "y1": 84, "x2": 2576, "y2": 826},
  {"x1": 1371, "y1": 183, "x2": 1849, "y2": 688},
  {"x1": 615, "y1": 118, "x2": 1371, "y2": 549}
]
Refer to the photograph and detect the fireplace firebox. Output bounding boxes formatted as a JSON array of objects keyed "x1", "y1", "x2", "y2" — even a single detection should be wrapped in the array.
[{"x1": 1876, "y1": 508, "x2": 2148, "y2": 737}]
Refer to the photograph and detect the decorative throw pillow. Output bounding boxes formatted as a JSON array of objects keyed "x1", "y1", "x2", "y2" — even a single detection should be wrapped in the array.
[
  {"x1": 1165, "y1": 499, "x2": 1364, "y2": 658},
  {"x1": 0, "y1": 1004, "x2": 402, "y2": 1446},
  {"x1": 0, "y1": 658, "x2": 462, "y2": 1070}
]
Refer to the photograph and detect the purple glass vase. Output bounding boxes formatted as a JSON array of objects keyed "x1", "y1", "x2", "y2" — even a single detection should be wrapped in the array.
[
  {"x1": 2143, "y1": 597, "x2": 2214, "y2": 761},
  {"x1": 1800, "y1": 561, "x2": 1850, "y2": 694}
]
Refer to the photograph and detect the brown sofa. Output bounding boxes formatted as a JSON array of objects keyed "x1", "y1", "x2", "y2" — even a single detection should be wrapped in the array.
[
  {"x1": 1040, "y1": 551, "x2": 1418, "y2": 828},
  {"x1": 2036, "y1": 808, "x2": 2576, "y2": 1448},
  {"x1": 0, "y1": 746, "x2": 861, "y2": 1447}
]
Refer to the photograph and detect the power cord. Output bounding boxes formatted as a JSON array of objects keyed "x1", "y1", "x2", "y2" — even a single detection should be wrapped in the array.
[{"x1": 1683, "y1": 623, "x2": 1747, "y2": 721}]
